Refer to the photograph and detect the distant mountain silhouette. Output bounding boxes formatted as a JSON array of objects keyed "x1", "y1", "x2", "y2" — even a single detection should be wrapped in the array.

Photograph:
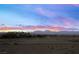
[{"x1": 32, "y1": 30, "x2": 79, "y2": 35}]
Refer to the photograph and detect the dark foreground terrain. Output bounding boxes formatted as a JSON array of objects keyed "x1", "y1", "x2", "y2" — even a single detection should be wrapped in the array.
[{"x1": 0, "y1": 32, "x2": 79, "y2": 54}]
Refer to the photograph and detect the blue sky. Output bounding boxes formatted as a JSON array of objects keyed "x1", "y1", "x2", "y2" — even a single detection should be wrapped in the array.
[{"x1": 0, "y1": 4, "x2": 79, "y2": 28}]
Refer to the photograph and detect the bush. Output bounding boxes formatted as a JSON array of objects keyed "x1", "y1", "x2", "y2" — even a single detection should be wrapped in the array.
[{"x1": 0, "y1": 32, "x2": 33, "y2": 38}]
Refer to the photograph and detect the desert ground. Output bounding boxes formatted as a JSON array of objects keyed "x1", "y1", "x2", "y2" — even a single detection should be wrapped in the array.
[{"x1": 0, "y1": 32, "x2": 79, "y2": 54}]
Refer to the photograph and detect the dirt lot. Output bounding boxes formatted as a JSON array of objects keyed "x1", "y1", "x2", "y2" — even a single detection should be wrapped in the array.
[{"x1": 0, "y1": 35, "x2": 79, "y2": 54}]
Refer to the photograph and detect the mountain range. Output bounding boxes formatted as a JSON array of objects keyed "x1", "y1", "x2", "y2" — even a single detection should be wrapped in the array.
[{"x1": 31, "y1": 30, "x2": 79, "y2": 35}]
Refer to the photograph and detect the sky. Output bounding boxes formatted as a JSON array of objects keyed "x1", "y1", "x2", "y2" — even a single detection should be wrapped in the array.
[{"x1": 0, "y1": 4, "x2": 79, "y2": 28}]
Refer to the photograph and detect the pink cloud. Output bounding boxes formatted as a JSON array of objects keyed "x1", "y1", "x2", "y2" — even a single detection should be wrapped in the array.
[
  {"x1": 71, "y1": 4, "x2": 79, "y2": 7},
  {"x1": 56, "y1": 16, "x2": 79, "y2": 27},
  {"x1": 35, "y1": 7, "x2": 57, "y2": 18}
]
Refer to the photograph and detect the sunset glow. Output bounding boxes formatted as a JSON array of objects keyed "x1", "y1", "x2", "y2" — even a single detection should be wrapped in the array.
[{"x1": 0, "y1": 4, "x2": 79, "y2": 32}]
